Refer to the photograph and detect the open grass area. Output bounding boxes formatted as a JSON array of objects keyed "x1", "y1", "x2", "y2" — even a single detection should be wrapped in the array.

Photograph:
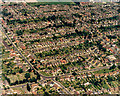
[
  {"x1": 12, "y1": 87, "x2": 26, "y2": 94},
  {"x1": 40, "y1": 71, "x2": 52, "y2": 76},
  {"x1": 7, "y1": 74, "x2": 19, "y2": 83},
  {"x1": 103, "y1": 83, "x2": 109, "y2": 89},
  {"x1": 93, "y1": 2, "x2": 103, "y2": 5},
  {"x1": 27, "y1": 2, "x2": 75, "y2": 7},
  {"x1": 110, "y1": 81, "x2": 117, "y2": 88},
  {"x1": 112, "y1": 81, "x2": 119, "y2": 87},
  {"x1": 94, "y1": 68, "x2": 115, "y2": 74},
  {"x1": 7, "y1": 73, "x2": 26, "y2": 83},
  {"x1": 30, "y1": 72, "x2": 37, "y2": 78},
  {"x1": 2, "y1": 51, "x2": 10, "y2": 59}
]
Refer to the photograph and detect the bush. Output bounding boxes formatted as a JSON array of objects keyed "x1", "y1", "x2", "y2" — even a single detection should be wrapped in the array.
[
  {"x1": 109, "y1": 64, "x2": 116, "y2": 70},
  {"x1": 25, "y1": 73, "x2": 30, "y2": 79},
  {"x1": 16, "y1": 30, "x2": 23, "y2": 36},
  {"x1": 72, "y1": 71, "x2": 77, "y2": 76}
]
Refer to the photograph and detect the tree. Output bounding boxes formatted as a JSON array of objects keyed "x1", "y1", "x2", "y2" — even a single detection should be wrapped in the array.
[
  {"x1": 30, "y1": 77, "x2": 37, "y2": 83},
  {"x1": 37, "y1": 88, "x2": 39, "y2": 90},
  {"x1": 49, "y1": 90, "x2": 53, "y2": 93},
  {"x1": 38, "y1": 53, "x2": 43, "y2": 57},
  {"x1": 72, "y1": 71, "x2": 77, "y2": 76},
  {"x1": 25, "y1": 73, "x2": 30, "y2": 79},
  {"x1": 67, "y1": 62, "x2": 71, "y2": 65},
  {"x1": 28, "y1": 68, "x2": 32, "y2": 72},
  {"x1": 118, "y1": 65, "x2": 120, "y2": 69},
  {"x1": 55, "y1": 77, "x2": 58, "y2": 81},
  {"x1": 43, "y1": 87, "x2": 46, "y2": 91},
  {"x1": 37, "y1": 72, "x2": 40, "y2": 80},
  {"x1": 27, "y1": 83, "x2": 31, "y2": 91},
  {"x1": 15, "y1": 80, "x2": 18, "y2": 84},
  {"x1": 117, "y1": 8, "x2": 120, "y2": 13},
  {"x1": 19, "y1": 68, "x2": 23, "y2": 73},
  {"x1": 109, "y1": 64, "x2": 116, "y2": 70},
  {"x1": 107, "y1": 76, "x2": 115, "y2": 82},
  {"x1": 75, "y1": 29, "x2": 78, "y2": 33},
  {"x1": 16, "y1": 30, "x2": 23, "y2": 36},
  {"x1": 43, "y1": 92, "x2": 49, "y2": 96}
]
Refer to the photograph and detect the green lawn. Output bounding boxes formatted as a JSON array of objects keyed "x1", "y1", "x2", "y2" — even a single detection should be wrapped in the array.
[
  {"x1": 112, "y1": 81, "x2": 119, "y2": 87},
  {"x1": 7, "y1": 73, "x2": 26, "y2": 83},
  {"x1": 2, "y1": 51, "x2": 10, "y2": 58},
  {"x1": 94, "y1": 68, "x2": 115, "y2": 74},
  {"x1": 110, "y1": 81, "x2": 117, "y2": 87},
  {"x1": 12, "y1": 87, "x2": 26, "y2": 94},
  {"x1": 103, "y1": 84, "x2": 109, "y2": 89},
  {"x1": 30, "y1": 72, "x2": 37, "y2": 78},
  {"x1": 40, "y1": 71, "x2": 52, "y2": 76},
  {"x1": 28, "y1": 2, "x2": 75, "y2": 6}
]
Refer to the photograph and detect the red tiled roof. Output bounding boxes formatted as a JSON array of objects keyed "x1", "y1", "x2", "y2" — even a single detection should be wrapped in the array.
[
  {"x1": 21, "y1": 46, "x2": 26, "y2": 50},
  {"x1": 10, "y1": 53, "x2": 16, "y2": 57},
  {"x1": 53, "y1": 84, "x2": 58, "y2": 88},
  {"x1": 60, "y1": 60, "x2": 67, "y2": 63}
]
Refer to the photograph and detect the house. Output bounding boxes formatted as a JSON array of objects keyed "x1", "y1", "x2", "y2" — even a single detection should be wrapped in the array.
[
  {"x1": 82, "y1": 74, "x2": 87, "y2": 78},
  {"x1": 31, "y1": 84, "x2": 38, "y2": 89},
  {"x1": 74, "y1": 91, "x2": 80, "y2": 94},
  {"x1": 65, "y1": 76, "x2": 70, "y2": 81},
  {"x1": 84, "y1": 82, "x2": 90, "y2": 86},
  {"x1": 48, "y1": 81, "x2": 54, "y2": 87},
  {"x1": 37, "y1": 64, "x2": 40, "y2": 69},
  {"x1": 60, "y1": 60, "x2": 67, "y2": 64},
  {"x1": 70, "y1": 75, "x2": 75, "y2": 81},
  {"x1": 87, "y1": 73, "x2": 92, "y2": 77},
  {"x1": 32, "y1": 59, "x2": 35, "y2": 63},
  {"x1": 13, "y1": 90, "x2": 21, "y2": 94},
  {"x1": 104, "y1": 73, "x2": 109, "y2": 77},
  {"x1": 107, "y1": 55, "x2": 116, "y2": 61},
  {"x1": 10, "y1": 53, "x2": 16, "y2": 57},
  {"x1": 95, "y1": 74, "x2": 99, "y2": 78},
  {"x1": 99, "y1": 73, "x2": 104, "y2": 77},
  {"x1": 21, "y1": 45, "x2": 26, "y2": 50},
  {"x1": 106, "y1": 38, "x2": 110, "y2": 42},
  {"x1": 53, "y1": 84, "x2": 59, "y2": 89},
  {"x1": 60, "y1": 77, "x2": 64, "y2": 81}
]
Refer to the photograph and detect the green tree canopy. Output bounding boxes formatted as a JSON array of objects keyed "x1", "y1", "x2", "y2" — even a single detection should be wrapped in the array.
[
  {"x1": 27, "y1": 83, "x2": 31, "y2": 91},
  {"x1": 25, "y1": 73, "x2": 30, "y2": 79}
]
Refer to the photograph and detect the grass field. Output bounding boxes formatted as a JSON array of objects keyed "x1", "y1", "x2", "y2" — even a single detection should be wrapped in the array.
[
  {"x1": 40, "y1": 71, "x2": 52, "y2": 76},
  {"x1": 2, "y1": 51, "x2": 10, "y2": 59},
  {"x1": 110, "y1": 81, "x2": 117, "y2": 87},
  {"x1": 7, "y1": 73, "x2": 26, "y2": 83},
  {"x1": 27, "y1": 2, "x2": 75, "y2": 7},
  {"x1": 103, "y1": 83, "x2": 109, "y2": 89},
  {"x1": 94, "y1": 68, "x2": 115, "y2": 74},
  {"x1": 12, "y1": 87, "x2": 26, "y2": 94}
]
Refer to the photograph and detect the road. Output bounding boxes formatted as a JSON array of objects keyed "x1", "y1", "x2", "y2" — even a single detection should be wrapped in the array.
[{"x1": 52, "y1": 79, "x2": 71, "y2": 94}]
